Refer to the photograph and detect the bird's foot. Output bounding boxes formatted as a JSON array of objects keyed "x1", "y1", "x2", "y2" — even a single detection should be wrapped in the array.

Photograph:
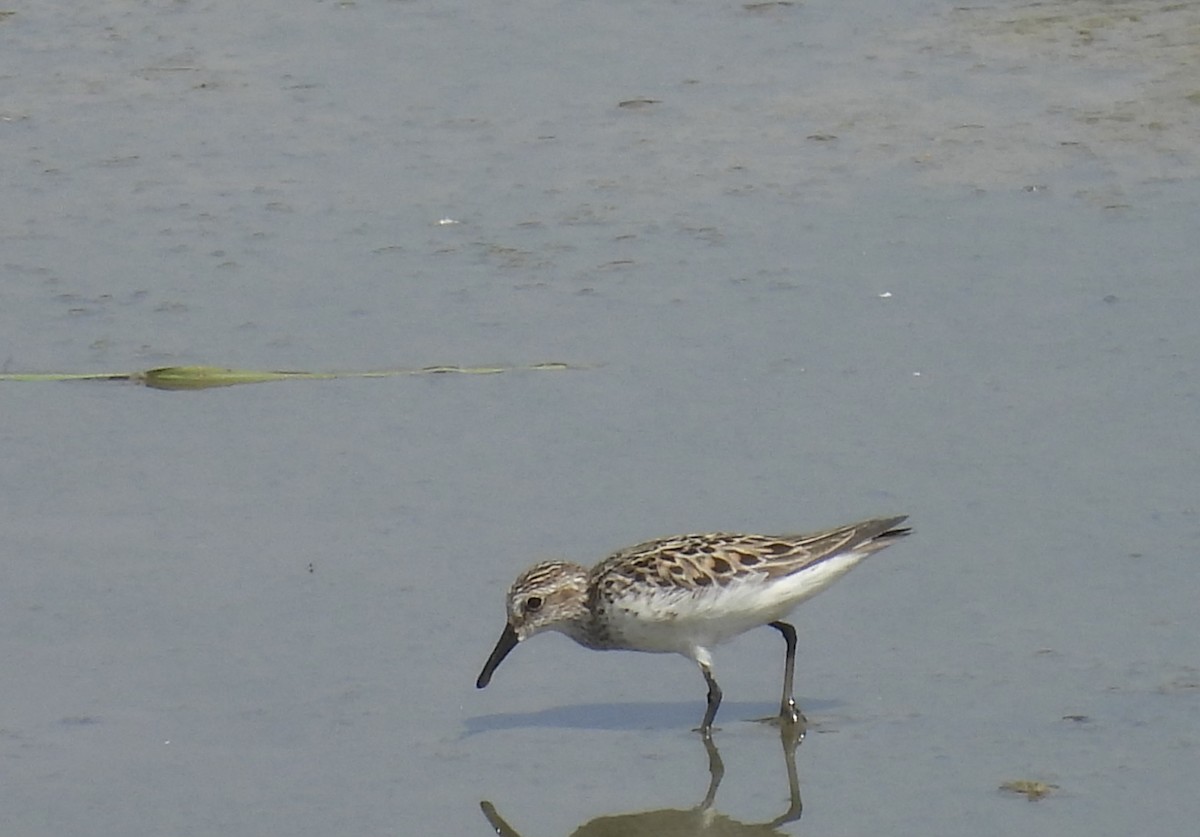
[{"x1": 750, "y1": 700, "x2": 807, "y2": 737}]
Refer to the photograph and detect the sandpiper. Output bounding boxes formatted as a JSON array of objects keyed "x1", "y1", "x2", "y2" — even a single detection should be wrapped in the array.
[{"x1": 476, "y1": 515, "x2": 910, "y2": 735}]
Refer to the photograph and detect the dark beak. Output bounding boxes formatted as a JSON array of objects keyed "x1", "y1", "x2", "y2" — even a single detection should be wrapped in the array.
[{"x1": 476, "y1": 623, "x2": 519, "y2": 688}]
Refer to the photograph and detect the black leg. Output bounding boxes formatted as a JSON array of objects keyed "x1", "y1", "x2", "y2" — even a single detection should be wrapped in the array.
[
  {"x1": 769, "y1": 621, "x2": 804, "y2": 725},
  {"x1": 698, "y1": 662, "x2": 722, "y2": 737}
]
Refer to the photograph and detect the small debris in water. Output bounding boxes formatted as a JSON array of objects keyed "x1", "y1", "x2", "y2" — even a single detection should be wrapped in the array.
[{"x1": 1000, "y1": 779, "x2": 1058, "y2": 800}]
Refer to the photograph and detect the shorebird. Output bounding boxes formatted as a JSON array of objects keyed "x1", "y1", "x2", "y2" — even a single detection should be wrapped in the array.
[{"x1": 476, "y1": 515, "x2": 911, "y2": 735}]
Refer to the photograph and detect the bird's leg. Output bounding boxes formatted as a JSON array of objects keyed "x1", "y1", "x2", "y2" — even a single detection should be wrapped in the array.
[
  {"x1": 697, "y1": 661, "x2": 722, "y2": 738},
  {"x1": 769, "y1": 621, "x2": 805, "y2": 726}
]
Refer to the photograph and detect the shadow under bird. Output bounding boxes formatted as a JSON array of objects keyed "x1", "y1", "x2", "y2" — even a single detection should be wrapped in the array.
[{"x1": 476, "y1": 515, "x2": 911, "y2": 735}]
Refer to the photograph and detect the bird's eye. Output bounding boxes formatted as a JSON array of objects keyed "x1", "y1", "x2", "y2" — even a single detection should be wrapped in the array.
[{"x1": 524, "y1": 596, "x2": 543, "y2": 613}]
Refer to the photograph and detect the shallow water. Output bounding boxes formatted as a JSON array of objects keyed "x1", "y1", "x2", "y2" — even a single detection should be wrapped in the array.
[{"x1": 4, "y1": 0, "x2": 1199, "y2": 834}]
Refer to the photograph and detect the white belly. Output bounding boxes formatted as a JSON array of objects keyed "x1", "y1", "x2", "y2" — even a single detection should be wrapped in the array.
[{"x1": 600, "y1": 549, "x2": 868, "y2": 656}]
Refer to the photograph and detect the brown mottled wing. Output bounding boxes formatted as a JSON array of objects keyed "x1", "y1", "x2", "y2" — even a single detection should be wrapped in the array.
[
  {"x1": 589, "y1": 534, "x2": 735, "y2": 593},
  {"x1": 591, "y1": 515, "x2": 910, "y2": 591},
  {"x1": 756, "y1": 515, "x2": 911, "y2": 579}
]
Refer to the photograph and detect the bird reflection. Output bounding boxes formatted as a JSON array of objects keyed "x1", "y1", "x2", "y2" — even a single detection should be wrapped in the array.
[{"x1": 481, "y1": 720, "x2": 803, "y2": 836}]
